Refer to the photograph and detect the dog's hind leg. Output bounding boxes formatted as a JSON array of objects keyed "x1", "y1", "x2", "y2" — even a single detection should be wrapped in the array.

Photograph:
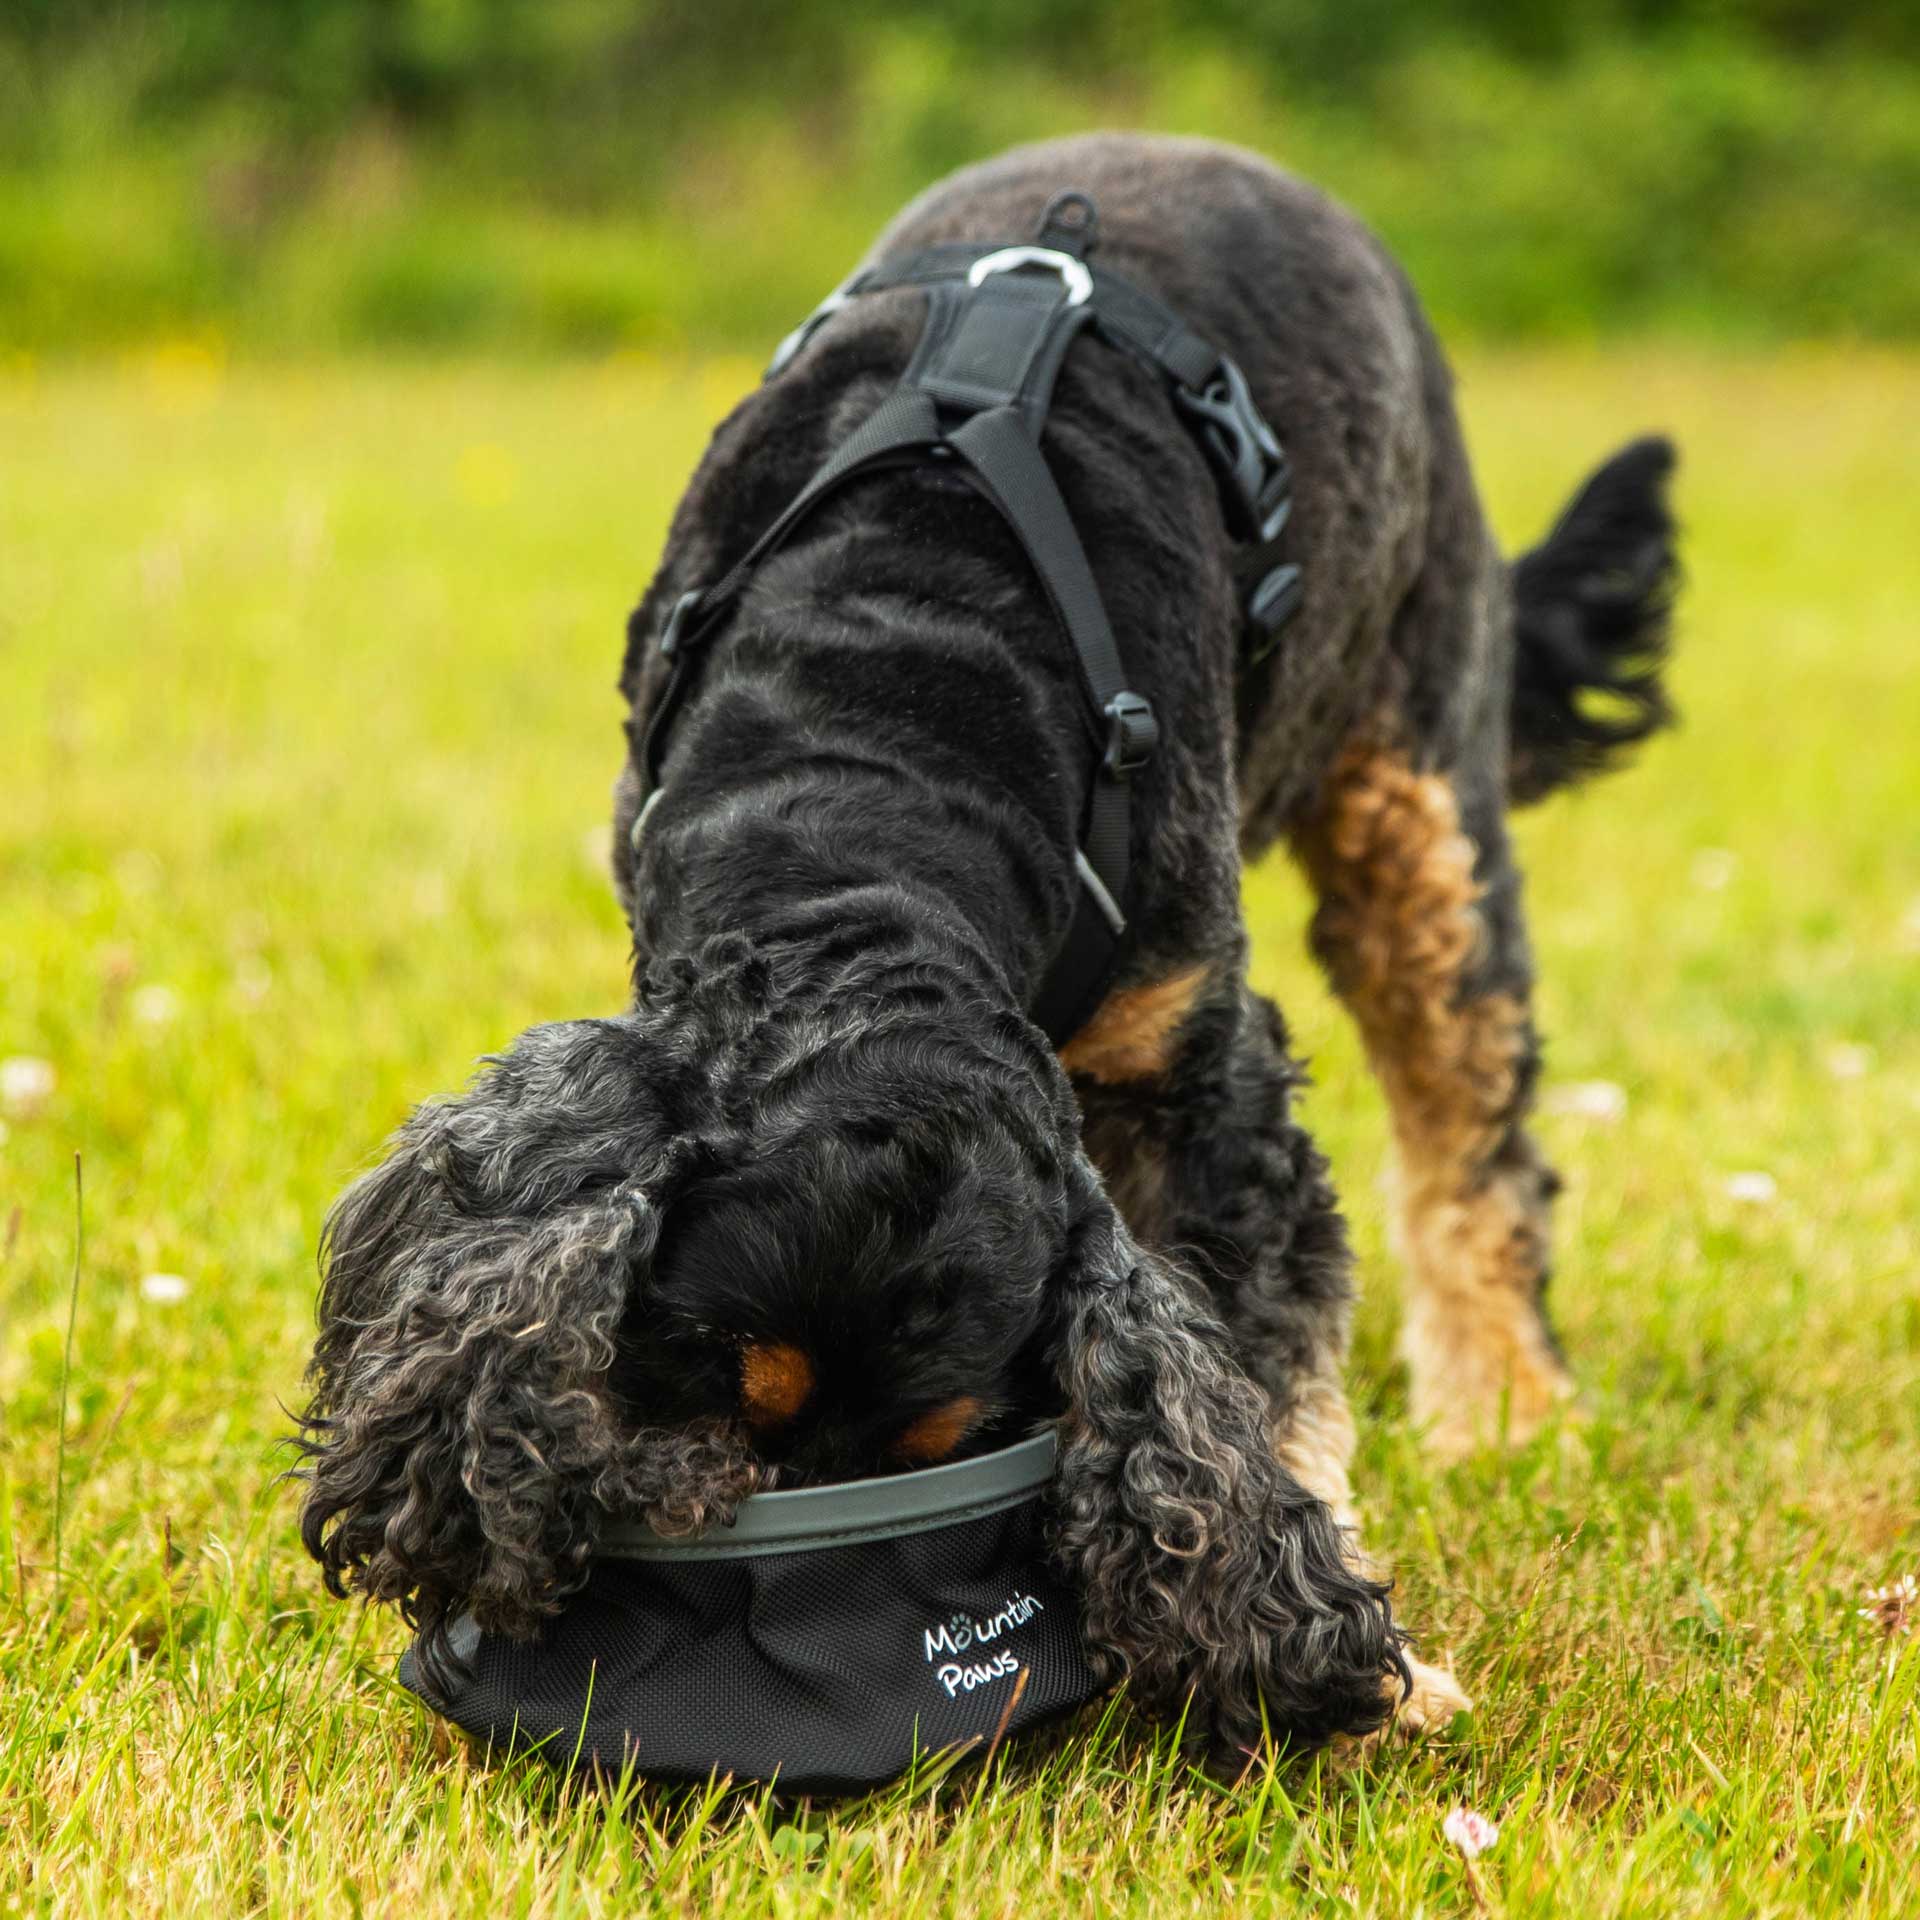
[
  {"x1": 1069, "y1": 976, "x2": 1470, "y2": 1734},
  {"x1": 1294, "y1": 736, "x2": 1575, "y2": 1461}
]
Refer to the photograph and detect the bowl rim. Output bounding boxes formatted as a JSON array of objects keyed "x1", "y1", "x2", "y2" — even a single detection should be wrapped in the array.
[{"x1": 598, "y1": 1426, "x2": 1059, "y2": 1561}]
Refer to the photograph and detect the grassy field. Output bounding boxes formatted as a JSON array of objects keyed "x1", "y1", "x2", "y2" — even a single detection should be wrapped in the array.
[{"x1": 1, "y1": 346, "x2": 1917, "y2": 1915}]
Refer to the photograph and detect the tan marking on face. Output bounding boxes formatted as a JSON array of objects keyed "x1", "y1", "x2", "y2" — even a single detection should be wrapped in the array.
[
  {"x1": 1057, "y1": 967, "x2": 1208, "y2": 1083},
  {"x1": 895, "y1": 1395, "x2": 984, "y2": 1465},
  {"x1": 739, "y1": 1342, "x2": 815, "y2": 1426},
  {"x1": 1296, "y1": 740, "x2": 1574, "y2": 1458}
]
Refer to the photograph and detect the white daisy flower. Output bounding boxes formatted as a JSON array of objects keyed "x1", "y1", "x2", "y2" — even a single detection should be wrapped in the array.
[
  {"x1": 1859, "y1": 1574, "x2": 1916, "y2": 1638},
  {"x1": 132, "y1": 984, "x2": 179, "y2": 1027},
  {"x1": 1690, "y1": 848, "x2": 1737, "y2": 891},
  {"x1": 1443, "y1": 1807, "x2": 1499, "y2": 1858},
  {"x1": 1543, "y1": 1080, "x2": 1628, "y2": 1121},
  {"x1": 0, "y1": 1056, "x2": 56, "y2": 1116}
]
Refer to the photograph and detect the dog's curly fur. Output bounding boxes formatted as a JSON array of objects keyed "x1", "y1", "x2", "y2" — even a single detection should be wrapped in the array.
[
  {"x1": 300, "y1": 133, "x2": 1678, "y2": 1757},
  {"x1": 1048, "y1": 1162, "x2": 1406, "y2": 1751}
]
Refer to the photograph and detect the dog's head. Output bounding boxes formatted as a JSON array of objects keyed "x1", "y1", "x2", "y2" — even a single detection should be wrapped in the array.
[
  {"x1": 607, "y1": 936, "x2": 1078, "y2": 1485},
  {"x1": 297, "y1": 934, "x2": 1076, "y2": 1663}
]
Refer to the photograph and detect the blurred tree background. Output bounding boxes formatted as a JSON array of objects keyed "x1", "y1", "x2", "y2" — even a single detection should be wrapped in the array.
[{"x1": 1, "y1": 0, "x2": 1916, "y2": 351}]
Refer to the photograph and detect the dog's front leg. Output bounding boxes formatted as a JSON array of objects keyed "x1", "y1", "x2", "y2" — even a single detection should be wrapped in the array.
[
  {"x1": 1066, "y1": 971, "x2": 1470, "y2": 1743},
  {"x1": 1044, "y1": 1151, "x2": 1408, "y2": 1762}
]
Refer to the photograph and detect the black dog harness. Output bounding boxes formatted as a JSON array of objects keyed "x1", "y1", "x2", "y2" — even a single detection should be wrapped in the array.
[{"x1": 638, "y1": 193, "x2": 1301, "y2": 1043}]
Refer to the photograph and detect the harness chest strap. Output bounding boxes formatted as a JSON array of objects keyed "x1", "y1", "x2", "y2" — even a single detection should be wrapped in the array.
[{"x1": 636, "y1": 198, "x2": 1302, "y2": 1045}]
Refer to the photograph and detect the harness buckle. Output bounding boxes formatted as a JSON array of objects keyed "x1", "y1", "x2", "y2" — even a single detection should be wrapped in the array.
[
  {"x1": 1101, "y1": 691, "x2": 1159, "y2": 777},
  {"x1": 966, "y1": 246, "x2": 1094, "y2": 307},
  {"x1": 1175, "y1": 356, "x2": 1291, "y2": 542},
  {"x1": 658, "y1": 588, "x2": 704, "y2": 660}
]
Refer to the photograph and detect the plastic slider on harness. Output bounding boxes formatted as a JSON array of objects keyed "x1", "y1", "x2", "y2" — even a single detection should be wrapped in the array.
[
  {"x1": 1245, "y1": 564, "x2": 1305, "y2": 662},
  {"x1": 657, "y1": 588, "x2": 704, "y2": 661},
  {"x1": 1102, "y1": 691, "x2": 1158, "y2": 776},
  {"x1": 766, "y1": 280, "x2": 858, "y2": 380}
]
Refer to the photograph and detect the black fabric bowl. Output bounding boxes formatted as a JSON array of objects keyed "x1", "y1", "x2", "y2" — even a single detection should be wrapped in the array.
[{"x1": 399, "y1": 1430, "x2": 1098, "y2": 1792}]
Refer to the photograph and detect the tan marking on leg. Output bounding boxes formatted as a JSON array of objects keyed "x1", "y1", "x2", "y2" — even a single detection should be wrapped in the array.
[
  {"x1": 1058, "y1": 967, "x2": 1208, "y2": 1084},
  {"x1": 1272, "y1": 1369, "x2": 1362, "y2": 1537},
  {"x1": 1271, "y1": 1355, "x2": 1473, "y2": 1737},
  {"x1": 1397, "y1": 1152, "x2": 1571, "y2": 1457},
  {"x1": 1299, "y1": 741, "x2": 1573, "y2": 1460},
  {"x1": 739, "y1": 1342, "x2": 814, "y2": 1427}
]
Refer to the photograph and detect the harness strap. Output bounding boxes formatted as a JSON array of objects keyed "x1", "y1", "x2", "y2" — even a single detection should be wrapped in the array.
[
  {"x1": 907, "y1": 274, "x2": 1092, "y2": 434},
  {"x1": 640, "y1": 387, "x2": 944, "y2": 786},
  {"x1": 773, "y1": 243, "x2": 1218, "y2": 398},
  {"x1": 640, "y1": 402, "x2": 1154, "y2": 1037},
  {"x1": 942, "y1": 402, "x2": 1155, "y2": 1038},
  {"x1": 638, "y1": 198, "x2": 1301, "y2": 1046},
  {"x1": 771, "y1": 246, "x2": 1294, "y2": 554}
]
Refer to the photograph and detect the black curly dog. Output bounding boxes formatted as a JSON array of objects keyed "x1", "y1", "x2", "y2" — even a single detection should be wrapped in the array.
[{"x1": 301, "y1": 134, "x2": 1677, "y2": 1756}]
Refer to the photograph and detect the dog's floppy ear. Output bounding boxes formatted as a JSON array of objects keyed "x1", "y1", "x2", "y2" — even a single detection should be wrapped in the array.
[
  {"x1": 297, "y1": 1014, "x2": 759, "y2": 1683},
  {"x1": 1045, "y1": 1160, "x2": 1407, "y2": 1758}
]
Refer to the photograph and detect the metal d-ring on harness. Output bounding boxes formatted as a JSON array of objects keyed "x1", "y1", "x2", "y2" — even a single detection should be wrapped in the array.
[{"x1": 638, "y1": 192, "x2": 1303, "y2": 1045}]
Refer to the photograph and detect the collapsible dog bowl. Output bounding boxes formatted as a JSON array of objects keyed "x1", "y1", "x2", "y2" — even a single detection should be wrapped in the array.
[{"x1": 399, "y1": 1429, "x2": 1098, "y2": 1792}]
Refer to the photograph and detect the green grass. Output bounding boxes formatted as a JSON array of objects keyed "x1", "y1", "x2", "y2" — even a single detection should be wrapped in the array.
[{"x1": 1, "y1": 346, "x2": 1917, "y2": 1914}]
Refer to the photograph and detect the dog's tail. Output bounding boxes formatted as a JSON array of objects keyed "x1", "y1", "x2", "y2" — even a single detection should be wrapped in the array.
[{"x1": 1506, "y1": 435, "x2": 1679, "y2": 805}]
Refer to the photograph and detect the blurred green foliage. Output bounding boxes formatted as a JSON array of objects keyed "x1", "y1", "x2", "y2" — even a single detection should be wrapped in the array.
[{"x1": 2, "y1": 2, "x2": 1917, "y2": 351}]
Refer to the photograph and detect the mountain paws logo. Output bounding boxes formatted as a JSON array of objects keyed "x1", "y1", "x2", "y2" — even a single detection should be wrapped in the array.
[{"x1": 921, "y1": 1592, "x2": 1044, "y2": 1695}]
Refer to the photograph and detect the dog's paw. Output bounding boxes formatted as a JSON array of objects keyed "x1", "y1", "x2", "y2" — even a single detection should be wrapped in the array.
[
  {"x1": 1392, "y1": 1654, "x2": 1472, "y2": 1738},
  {"x1": 1426, "y1": 1392, "x2": 1585, "y2": 1465},
  {"x1": 1410, "y1": 1328, "x2": 1580, "y2": 1464},
  {"x1": 1328, "y1": 1655, "x2": 1471, "y2": 1766}
]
